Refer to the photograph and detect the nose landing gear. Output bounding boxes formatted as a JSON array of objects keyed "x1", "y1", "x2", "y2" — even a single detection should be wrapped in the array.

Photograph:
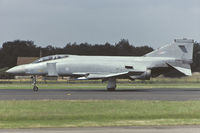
[{"x1": 32, "y1": 75, "x2": 39, "y2": 92}]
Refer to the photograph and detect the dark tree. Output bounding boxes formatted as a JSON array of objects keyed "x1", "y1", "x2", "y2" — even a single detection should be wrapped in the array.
[
  {"x1": 191, "y1": 42, "x2": 200, "y2": 72},
  {"x1": 0, "y1": 40, "x2": 40, "y2": 67}
]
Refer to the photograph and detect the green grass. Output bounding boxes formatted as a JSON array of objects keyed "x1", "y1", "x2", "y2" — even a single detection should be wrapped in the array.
[
  {"x1": 1, "y1": 100, "x2": 200, "y2": 128},
  {"x1": 0, "y1": 82, "x2": 200, "y2": 90}
]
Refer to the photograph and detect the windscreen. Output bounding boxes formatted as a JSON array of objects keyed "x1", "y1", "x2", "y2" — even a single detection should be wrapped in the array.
[{"x1": 32, "y1": 55, "x2": 68, "y2": 63}]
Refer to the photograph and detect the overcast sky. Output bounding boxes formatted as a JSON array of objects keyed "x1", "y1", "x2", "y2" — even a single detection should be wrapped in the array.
[{"x1": 0, "y1": 0, "x2": 200, "y2": 48}]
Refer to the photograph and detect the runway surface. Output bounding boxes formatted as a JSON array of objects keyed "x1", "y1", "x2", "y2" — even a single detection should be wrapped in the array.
[
  {"x1": 1, "y1": 126, "x2": 200, "y2": 133},
  {"x1": 1, "y1": 88, "x2": 200, "y2": 100}
]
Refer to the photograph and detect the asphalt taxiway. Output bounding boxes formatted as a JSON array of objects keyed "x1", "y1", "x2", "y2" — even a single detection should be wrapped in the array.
[{"x1": 1, "y1": 88, "x2": 200, "y2": 100}]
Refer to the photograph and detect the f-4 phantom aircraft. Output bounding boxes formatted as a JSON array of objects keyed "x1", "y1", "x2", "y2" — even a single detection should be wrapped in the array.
[{"x1": 7, "y1": 39, "x2": 194, "y2": 91}]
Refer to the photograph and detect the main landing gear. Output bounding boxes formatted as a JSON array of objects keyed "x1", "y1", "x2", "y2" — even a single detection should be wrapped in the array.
[
  {"x1": 107, "y1": 78, "x2": 116, "y2": 91},
  {"x1": 32, "y1": 75, "x2": 38, "y2": 92}
]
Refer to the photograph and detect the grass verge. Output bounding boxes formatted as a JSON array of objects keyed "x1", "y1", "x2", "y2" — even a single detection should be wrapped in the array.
[
  {"x1": 1, "y1": 82, "x2": 200, "y2": 90},
  {"x1": 1, "y1": 100, "x2": 200, "y2": 128}
]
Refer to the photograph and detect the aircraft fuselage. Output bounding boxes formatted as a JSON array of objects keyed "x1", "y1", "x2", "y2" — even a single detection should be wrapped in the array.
[{"x1": 8, "y1": 55, "x2": 174, "y2": 77}]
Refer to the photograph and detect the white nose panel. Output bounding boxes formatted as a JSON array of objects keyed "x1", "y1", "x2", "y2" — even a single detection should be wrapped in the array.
[{"x1": 47, "y1": 63, "x2": 58, "y2": 76}]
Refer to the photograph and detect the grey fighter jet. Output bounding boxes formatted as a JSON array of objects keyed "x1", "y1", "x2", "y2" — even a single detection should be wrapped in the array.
[{"x1": 7, "y1": 39, "x2": 194, "y2": 91}]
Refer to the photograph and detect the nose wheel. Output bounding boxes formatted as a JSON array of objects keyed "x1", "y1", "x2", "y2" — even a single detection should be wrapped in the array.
[
  {"x1": 32, "y1": 75, "x2": 39, "y2": 92},
  {"x1": 33, "y1": 86, "x2": 38, "y2": 92}
]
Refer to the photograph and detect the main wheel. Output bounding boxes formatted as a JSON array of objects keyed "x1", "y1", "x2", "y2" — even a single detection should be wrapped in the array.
[
  {"x1": 107, "y1": 78, "x2": 116, "y2": 91},
  {"x1": 107, "y1": 87, "x2": 116, "y2": 91},
  {"x1": 33, "y1": 86, "x2": 38, "y2": 92}
]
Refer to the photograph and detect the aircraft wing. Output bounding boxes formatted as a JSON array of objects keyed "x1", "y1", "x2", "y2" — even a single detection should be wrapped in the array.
[{"x1": 76, "y1": 71, "x2": 144, "y2": 80}]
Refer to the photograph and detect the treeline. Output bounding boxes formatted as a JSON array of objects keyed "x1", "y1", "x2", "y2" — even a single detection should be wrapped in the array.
[{"x1": 0, "y1": 39, "x2": 153, "y2": 68}]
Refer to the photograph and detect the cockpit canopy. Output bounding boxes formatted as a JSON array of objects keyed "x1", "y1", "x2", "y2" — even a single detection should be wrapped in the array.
[{"x1": 32, "y1": 54, "x2": 68, "y2": 63}]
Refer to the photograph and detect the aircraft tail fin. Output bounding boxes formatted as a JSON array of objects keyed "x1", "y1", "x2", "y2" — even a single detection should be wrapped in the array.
[{"x1": 145, "y1": 39, "x2": 194, "y2": 61}]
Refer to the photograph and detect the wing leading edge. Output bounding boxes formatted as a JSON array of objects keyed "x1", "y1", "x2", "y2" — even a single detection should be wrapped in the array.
[{"x1": 76, "y1": 71, "x2": 144, "y2": 80}]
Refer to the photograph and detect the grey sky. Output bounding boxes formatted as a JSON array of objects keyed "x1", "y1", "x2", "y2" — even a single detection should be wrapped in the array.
[{"x1": 0, "y1": 0, "x2": 199, "y2": 48}]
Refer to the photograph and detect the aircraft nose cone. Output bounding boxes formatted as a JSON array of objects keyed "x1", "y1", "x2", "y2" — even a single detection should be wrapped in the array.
[
  {"x1": 6, "y1": 68, "x2": 12, "y2": 73},
  {"x1": 6, "y1": 68, "x2": 16, "y2": 73},
  {"x1": 6, "y1": 66, "x2": 25, "y2": 74}
]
